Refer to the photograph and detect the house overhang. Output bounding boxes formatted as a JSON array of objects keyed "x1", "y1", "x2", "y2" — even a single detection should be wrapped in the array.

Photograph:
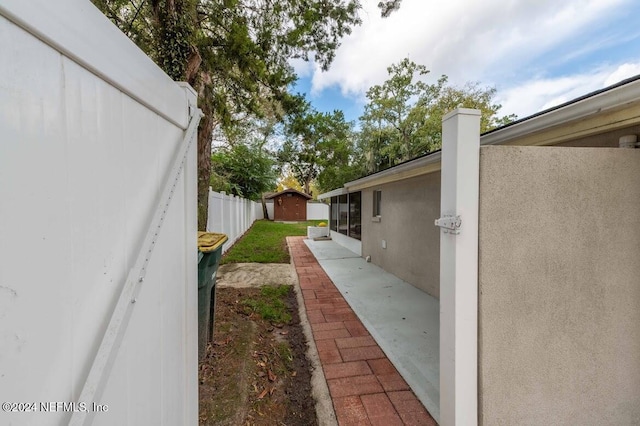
[
  {"x1": 317, "y1": 187, "x2": 349, "y2": 201},
  {"x1": 320, "y1": 75, "x2": 640, "y2": 194}
]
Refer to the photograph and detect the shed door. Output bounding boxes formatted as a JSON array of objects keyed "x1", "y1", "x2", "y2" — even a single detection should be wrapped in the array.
[{"x1": 278, "y1": 194, "x2": 306, "y2": 221}]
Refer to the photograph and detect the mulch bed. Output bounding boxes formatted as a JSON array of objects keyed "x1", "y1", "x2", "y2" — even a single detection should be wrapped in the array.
[{"x1": 199, "y1": 286, "x2": 318, "y2": 425}]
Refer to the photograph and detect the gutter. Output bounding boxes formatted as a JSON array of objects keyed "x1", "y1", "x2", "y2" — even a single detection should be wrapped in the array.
[{"x1": 482, "y1": 74, "x2": 640, "y2": 146}]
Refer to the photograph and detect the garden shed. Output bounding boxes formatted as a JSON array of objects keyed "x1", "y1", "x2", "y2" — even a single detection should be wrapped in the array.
[{"x1": 266, "y1": 189, "x2": 312, "y2": 221}]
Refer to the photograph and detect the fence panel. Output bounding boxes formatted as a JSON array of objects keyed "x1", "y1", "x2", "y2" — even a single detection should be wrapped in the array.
[
  {"x1": 307, "y1": 202, "x2": 330, "y2": 220},
  {"x1": 207, "y1": 189, "x2": 264, "y2": 253},
  {"x1": 0, "y1": 1, "x2": 198, "y2": 424}
]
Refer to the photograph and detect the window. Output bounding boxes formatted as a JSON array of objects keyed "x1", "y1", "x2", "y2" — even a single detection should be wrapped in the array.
[
  {"x1": 349, "y1": 192, "x2": 361, "y2": 240},
  {"x1": 338, "y1": 194, "x2": 348, "y2": 235},
  {"x1": 330, "y1": 196, "x2": 338, "y2": 232},
  {"x1": 373, "y1": 190, "x2": 382, "y2": 217},
  {"x1": 329, "y1": 192, "x2": 362, "y2": 240}
]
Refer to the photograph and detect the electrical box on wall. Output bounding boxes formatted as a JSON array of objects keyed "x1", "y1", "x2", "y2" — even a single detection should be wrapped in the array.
[{"x1": 382, "y1": 239, "x2": 387, "y2": 249}]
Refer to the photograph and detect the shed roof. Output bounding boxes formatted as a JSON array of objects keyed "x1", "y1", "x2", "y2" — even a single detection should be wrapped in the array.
[{"x1": 265, "y1": 188, "x2": 312, "y2": 200}]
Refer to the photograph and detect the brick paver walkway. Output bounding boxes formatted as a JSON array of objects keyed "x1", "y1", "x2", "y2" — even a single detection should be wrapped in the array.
[{"x1": 287, "y1": 236, "x2": 437, "y2": 426}]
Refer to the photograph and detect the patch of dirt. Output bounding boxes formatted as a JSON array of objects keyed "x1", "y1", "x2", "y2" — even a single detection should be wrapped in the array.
[
  {"x1": 199, "y1": 285, "x2": 317, "y2": 426},
  {"x1": 217, "y1": 263, "x2": 297, "y2": 288}
]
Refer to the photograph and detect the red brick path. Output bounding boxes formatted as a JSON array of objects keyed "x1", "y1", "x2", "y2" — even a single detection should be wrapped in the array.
[{"x1": 287, "y1": 236, "x2": 437, "y2": 426}]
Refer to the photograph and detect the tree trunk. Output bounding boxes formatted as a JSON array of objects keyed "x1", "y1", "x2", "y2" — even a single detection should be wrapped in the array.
[
  {"x1": 197, "y1": 101, "x2": 214, "y2": 231},
  {"x1": 261, "y1": 193, "x2": 269, "y2": 220}
]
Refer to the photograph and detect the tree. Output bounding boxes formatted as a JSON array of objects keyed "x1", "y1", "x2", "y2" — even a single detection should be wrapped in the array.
[
  {"x1": 92, "y1": 0, "x2": 363, "y2": 230},
  {"x1": 210, "y1": 143, "x2": 277, "y2": 200},
  {"x1": 276, "y1": 171, "x2": 304, "y2": 193},
  {"x1": 378, "y1": 0, "x2": 403, "y2": 17},
  {"x1": 279, "y1": 105, "x2": 356, "y2": 195},
  {"x1": 359, "y1": 58, "x2": 515, "y2": 173},
  {"x1": 360, "y1": 58, "x2": 445, "y2": 165}
]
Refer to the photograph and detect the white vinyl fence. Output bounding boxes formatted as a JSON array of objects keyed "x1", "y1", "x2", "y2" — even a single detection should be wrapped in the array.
[
  {"x1": 207, "y1": 193, "x2": 330, "y2": 253},
  {"x1": 207, "y1": 189, "x2": 264, "y2": 252},
  {"x1": 0, "y1": 1, "x2": 198, "y2": 425},
  {"x1": 307, "y1": 201, "x2": 330, "y2": 220}
]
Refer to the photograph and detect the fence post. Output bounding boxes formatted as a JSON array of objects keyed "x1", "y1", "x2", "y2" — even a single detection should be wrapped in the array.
[
  {"x1": 438, "y1": 108, "x2": 481, "y2": 426},
  {"x1": 220, "y1": 191, "x2": 227, "y2": 243}
]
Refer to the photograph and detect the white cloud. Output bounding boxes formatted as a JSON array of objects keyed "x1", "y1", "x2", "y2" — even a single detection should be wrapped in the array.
[
  {"x1": 604, "y1": 63, "x2": 640, "y2": 86},
  {"x1": 305, "y1": 0, "x2": 637, "y2": 118},
  {"x1": 497, "y1": 62, "x2": 640, "y2": 119},
  {"x1": 290, "y1": 57, "x2": 315, "y2": 79}
]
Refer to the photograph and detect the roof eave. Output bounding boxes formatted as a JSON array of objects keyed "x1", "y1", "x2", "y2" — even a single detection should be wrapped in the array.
[
  {"x1": 317, "y1": 187, "x2": 349, "y2": 200},
  {"x1": 481, "y1": 77, "x2": 640, "y2": 146}
]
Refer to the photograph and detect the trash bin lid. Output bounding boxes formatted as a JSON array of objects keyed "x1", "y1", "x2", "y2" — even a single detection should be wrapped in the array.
[{"x1": 198, "y1": 232, "x2": 228, "y2": 253}]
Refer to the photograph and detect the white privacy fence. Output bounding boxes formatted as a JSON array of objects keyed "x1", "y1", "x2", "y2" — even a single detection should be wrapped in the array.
[
  {"x1": 207, "y1": 191, "x2": 330, "y2": 253},
  {"x1": 307, "y1": 201, "x2": 330, "y2": 220},
  {"x1": 0, "y1": 1, "x2": 198, "y2": 425},
  {"x1": 207, "y1": 190, "x2": 265, "y2": 252}
]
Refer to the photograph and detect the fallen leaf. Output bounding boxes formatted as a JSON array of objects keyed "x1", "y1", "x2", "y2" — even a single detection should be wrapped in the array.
[
  {"x1": 268, "y1": 370, "x2": 277, "y2": 382},
  {"x1": 291, "y1": 371, "x2": 297, "y2": 377},
  {"x1": 280, "y1": 331, "x2": 289, "y2": 335},
  {"x1": 258, "y1": 388, "x2": 268, "y2": 399}
]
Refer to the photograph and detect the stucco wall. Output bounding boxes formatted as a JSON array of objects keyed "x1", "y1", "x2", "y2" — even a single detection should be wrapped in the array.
[
  {"x1": 478, "y1": 146, "x2": 640, "y2": 425},
  {"x1": 361, "y1": 172, "x2": 441, "y2": 297}
]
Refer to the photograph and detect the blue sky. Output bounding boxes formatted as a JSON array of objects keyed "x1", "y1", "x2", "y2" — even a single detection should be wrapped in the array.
[{"x1": 290, "y1": 0, "x2": 640, "y2": 125}]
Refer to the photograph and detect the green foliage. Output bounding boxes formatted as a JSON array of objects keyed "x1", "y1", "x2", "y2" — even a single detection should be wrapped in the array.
[
  {"x1": 275, "y1": 341, "x2": 293, "y2": 369},
  {"x1": 279, "y1": 103, "x2": 359, "y2": 194},
  {"x1": 92, "y1": 0, "x2": 364, "y2": 229},
  {"x1": 359, "y1": 57, "x2": 516, "y2": 173},
  {"x1": 242, "y1": 285, "x2": 292, "y2": 324},
  {"x1": 378, "y1": 0, "x2": 403, "y2": 17},
  {"x1": 151, "y1": 0, "x2": 196, "y2": 81},
  {"x1": 210, "y1": 143, "x2": 277, "y2": 200},
  {"x1": 221, "y1": 220, "x2": 323, "y2": 264}
]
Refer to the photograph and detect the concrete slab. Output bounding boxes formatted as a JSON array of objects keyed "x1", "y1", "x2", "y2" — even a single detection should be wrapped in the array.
[
  {"x1": 304, "y1": 239, "x2": 440, "y2": 422},
  {"x1": 306, "y1": 241, "x2": 361, "y2": 261}
]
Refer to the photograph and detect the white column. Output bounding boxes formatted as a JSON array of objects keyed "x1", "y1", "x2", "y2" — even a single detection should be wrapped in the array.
[{"x1": 439, "y1": 108, "x2": 481, "y2": 426}]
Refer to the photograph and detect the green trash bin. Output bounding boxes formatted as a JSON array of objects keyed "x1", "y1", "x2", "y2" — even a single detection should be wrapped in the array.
[{"x1": 197, "y1": 232, "x2": 227, "y2": 360}]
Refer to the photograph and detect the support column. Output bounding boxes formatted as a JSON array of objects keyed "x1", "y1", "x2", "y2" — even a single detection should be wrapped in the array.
[{"x1": 438, "y1": 108, "x2": 481, "y2": 426}]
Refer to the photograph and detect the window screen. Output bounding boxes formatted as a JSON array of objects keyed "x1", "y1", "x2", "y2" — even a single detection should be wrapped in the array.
[
  {"x1": 338, "y1": 194, "x2": 348, "y2": 235},
  {"x1": 349, "y1": 192, "x2": 361, "y2": 240},
  {"x1": 330, "y1": 196, "x2": 338, "y2": 232},
  {"x1": 373, "y1": 190, "x2": 382, "y2": 217}
]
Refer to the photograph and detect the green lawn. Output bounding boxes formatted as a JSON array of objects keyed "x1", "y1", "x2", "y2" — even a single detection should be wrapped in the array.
[{"x1": 221, "y1": 220, "x2": 325, "y2": 264}]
